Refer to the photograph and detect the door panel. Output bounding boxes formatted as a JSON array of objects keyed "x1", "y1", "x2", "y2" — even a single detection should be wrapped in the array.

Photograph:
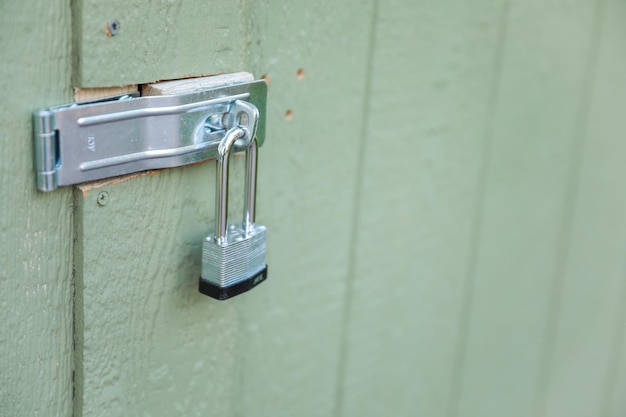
[
  {"x1": 6, "y1": 1, "x2": 626, "y2": 416},
  {"x1": 74, "y1": 1, "x2": 376, "y2": 416}
]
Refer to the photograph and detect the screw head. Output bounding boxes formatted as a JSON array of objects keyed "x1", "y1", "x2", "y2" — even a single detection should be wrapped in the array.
[
  {"x1": 106, "y1": 19, "x2": 120, "y2": 36},
  {"x1": 97, "y1": 191, "x2": 109, "y2": 206}
]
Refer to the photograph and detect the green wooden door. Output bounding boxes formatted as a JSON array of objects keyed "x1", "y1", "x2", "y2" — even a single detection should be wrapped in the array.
[{"x1": 3, "y1": 1, "x2": 626, "y2": 416}]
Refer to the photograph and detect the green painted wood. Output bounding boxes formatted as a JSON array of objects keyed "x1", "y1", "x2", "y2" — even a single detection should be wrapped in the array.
[
  {"x1": 74, "y1": 0, "x2": 255, "y2": 87},
  {"x1": 540, "y1": 1, "x2": 626, "y2": 416},
  {"x1": 232, "y1": 1, "x2": 377, "y2": 415},
  {"x1": 76, "y1": 169, "x2": 243, "y2": 417},
  {"x1": 74, "y1": 1, "x2": 375, "y2": 416},
  {"x1": 338, "y1": 1, "x2": 506, "y2": 416},
  {"x1": 0, "y1": 2, "x2": 74, "y2": 417},
  {"x1": 4, "y1": 0, "x2": 621, "y2": 415},
  {"x1": 454, "y1": 2, "x2": 599, "y2": 416}
]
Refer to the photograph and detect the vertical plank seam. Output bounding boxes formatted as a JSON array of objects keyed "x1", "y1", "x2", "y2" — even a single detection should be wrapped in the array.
[
  {"x1": 71, "y1": 188, "x2": 84, "y2": 417},
  {"x1": 531, "y1": 1, "x2": 606, "y2": 415},
  {"x1": 446, "y1": 2, "x2": 511, "y2": 416},
  {"x1": 70, "y1": 0, "x2": 81, "y2": 88},
  {"x1": 332, "y1": 0, "x2": 380, "y2": 415},
  {"x1": 69, "y1": 1, "x2": 81, "y2": 415}
]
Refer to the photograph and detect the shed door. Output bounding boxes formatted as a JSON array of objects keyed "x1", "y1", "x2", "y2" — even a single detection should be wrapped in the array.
[{"x1": 4, "y1": 1, "x2": 626, "y2": 417}]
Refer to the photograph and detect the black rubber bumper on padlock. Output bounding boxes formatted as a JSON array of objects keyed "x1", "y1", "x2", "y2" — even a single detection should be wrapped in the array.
[{"x1": 199, "y1": 265, "x2": 268, "y2": 300}]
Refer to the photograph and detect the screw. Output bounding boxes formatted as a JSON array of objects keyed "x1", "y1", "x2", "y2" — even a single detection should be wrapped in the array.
[
  {"x1": 106, "y1": 19, "x2": 120, "y2": 37},
  {"x1": 97, "y1": 191, "x2": 109, "y2": 206}
]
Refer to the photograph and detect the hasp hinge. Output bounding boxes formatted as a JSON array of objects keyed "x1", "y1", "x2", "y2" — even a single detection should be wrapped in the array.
[{"x1": 33, "y1": 109, "x2": 59, "y2": 191}]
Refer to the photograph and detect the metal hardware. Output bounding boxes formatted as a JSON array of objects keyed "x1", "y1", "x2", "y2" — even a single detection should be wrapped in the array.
[
  {"x1": 106, "y1": 19, "x2": 120, "y2": 36},
  {"x1": 33, "y1": 79, "x2": 267, "y2": 191},
  {"x1": 199, "y1": 103, "x2": 268, "y2": 301}
]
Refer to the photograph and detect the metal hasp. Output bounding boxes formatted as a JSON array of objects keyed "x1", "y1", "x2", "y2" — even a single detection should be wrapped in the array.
[{"x1": 32, "y1": 79, "x2": 267, "y2": 191}]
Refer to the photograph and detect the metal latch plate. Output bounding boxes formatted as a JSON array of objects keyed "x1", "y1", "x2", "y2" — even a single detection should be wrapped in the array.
[{"x1": 33, "y1": 77, "x2": 267, "y2": 191}]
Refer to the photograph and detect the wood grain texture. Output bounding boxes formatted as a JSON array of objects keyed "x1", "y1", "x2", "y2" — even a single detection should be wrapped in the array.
[
  {"x1": 0, "y1": 1, "x2": 74, "y2": 417},
  {"x1": 338, "y1": 1, "x2": 506, "y2": 416},
  {"x1": 74, "y1": 0, "x2": 255, "y2": 87},
  {"x1": 77, "y1": 168, "x2": 244, "y2": 417},
  {"x1": 142, "y1": 72, "x2": 253, "y2": 96}
]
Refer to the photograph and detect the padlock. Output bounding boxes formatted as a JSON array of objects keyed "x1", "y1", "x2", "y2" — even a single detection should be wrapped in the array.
[{"x1": 199, "y1": 100, "x2": 268, "y2": 300}]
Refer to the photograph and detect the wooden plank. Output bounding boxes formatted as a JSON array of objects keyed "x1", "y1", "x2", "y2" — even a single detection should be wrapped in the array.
[
  {"x1": 539, "y1": 1, "x2": 626, "y2": 416},
  {"x1": 453, "y1": 2, "x2": 598, "y2": 416},
  {"x1": 0, "y1": 1, "x2": 74, "y2": 417},
  {"x1": 75, "y1": 85, "x2": 138, "y2": 101},
  {"x1": 228, "y1": 1, "x2": 378, "y2": 415},
  {"x1": 338, "y1": 1, "x2": 506, "y2": 416},
  {"x1": 74, "y1": 0, "x2": 253, "y2": 87},
  {"x1": 142, "y1": 72, "x2": 253, "y2": 96}
]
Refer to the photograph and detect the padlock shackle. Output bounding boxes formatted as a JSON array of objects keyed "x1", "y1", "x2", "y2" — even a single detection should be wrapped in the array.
[
  {"x1": 214, "y1": 100, "x2": 260, "y2": 246},
  {"x1": 243, "y1": 139, "x2": 257, "y2": 233},
  {"x1": 215, "y1": 126, "x2": 245, "y2": 244}
]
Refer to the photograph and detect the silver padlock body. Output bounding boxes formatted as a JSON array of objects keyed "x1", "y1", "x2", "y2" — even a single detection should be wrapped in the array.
[{"x1": 202, "y1": 223, "x2": 267, "y2": 288}]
